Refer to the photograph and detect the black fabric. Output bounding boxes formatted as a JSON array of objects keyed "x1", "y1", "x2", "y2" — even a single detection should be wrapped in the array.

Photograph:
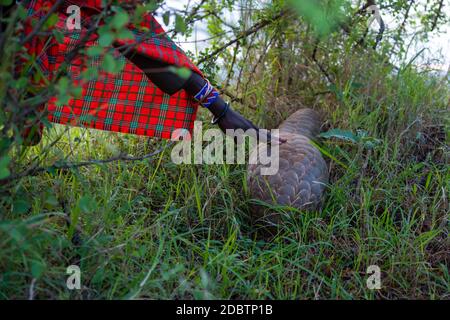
[{"x1": 115, "y1": 44, "x2": 190, "y2": 95}]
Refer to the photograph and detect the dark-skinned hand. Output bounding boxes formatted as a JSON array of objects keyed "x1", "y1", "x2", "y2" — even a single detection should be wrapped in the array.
[{"x1": 212, "y1": 105, "x2": 286, "y2": 144}]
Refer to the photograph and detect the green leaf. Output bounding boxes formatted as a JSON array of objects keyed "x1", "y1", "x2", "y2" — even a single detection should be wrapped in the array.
[
  {"x1": 319, "y1": 127, "x2": 378, "y2": 149},
  {"x1": 102, "y1": 53, "x2": 116, "y2": 73},
  {"x1": 72, "y1": 86, "x2": 83, "y2": 98},
  {"x1": 16, "y1": 3, "x2": 28, "y2": 20},
  {"x1": 0, "y1": 155, "x2": 11, "y2": 180},
  {"x1": 78, "y1": 195, "x2": 96, "y2": 213},
  {"x1": 44, "y1": 13, "x2": 59, "y2": 30},
  {"x1": 44, "y1": 193, "x2": 59, "y2": 208},
  {"x1": 99, "y1": 32, "x2": 114, "y2": 47},
  {"x1": 81, "y1": 67, "x2": 99, "y2": 81},
  {"x1": 111, "y1": 10, "x2": 129, "y2": 30},
  {"x1": 144, "y1": 1, "x2": 159, "y2": 12},
  {"x1": 114, "y1": 59, "x2": 125, "y2": 74},
  {"x1": 0, "y1": 0, "x2": 14, "y2": 6},
  {"x1": 175, "y1": 14, "x2": 187, "y2": 34},
  {"x1": 86, "y1": 46, "x2": 104, "y2": 57},
  {"x1": 357, "y1": 130, "x2": 381, "y2": 149},
  {"x1": 57, "y1": 77, "x2": 69, "y2": 92},
  {"x1": 168, "y1": 66, "x2": 192, "y2": 80},
  {"x1": 0, "y1": 223, "x2": 25, "y2": 243},
  {"x1": 78, "y1": 196, "x2": 90, "y2": 213},
  {"x1": 117, "y1": 29, "x2": 134, "y2": 41},
  {"x1": 12, "y1": 199, "x2": 31, "y2": 215},
  {"x1": 14, "y1": 77, "x2": 28, "y2": 89},
  {"x1": 52, "y1": 29, "x2": 65, "y2": 43},
  {"x1": 162, "y1": 11, "x2": 170, "y2": 26},
  {"x1": 0, "y1": 138, "x2": 12, "y2": 154},
  {"x1": 289, "y1": 0, "x2": 345, "y2": 37},
  {"x1": 91, "y1": 268, "x2": 105, "y2": 284},
  {"x1": 55, "y1": 77, "x2": 70, "y2": 105},
  {"x1": 318, "y1": 128, "x2": 359, "y2": 143},
  {"x1": 31, "y1": 260, "x2": 46, "y2": 278}
]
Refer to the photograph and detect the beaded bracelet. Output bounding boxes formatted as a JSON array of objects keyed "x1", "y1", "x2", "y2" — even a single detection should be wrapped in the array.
[
  {"x1": 193, "y1": 79, "x2": 222, "y2": 109},
  {"x1": 201, "y1": 88, "x2": 220, "y2": 108},
  {"x1": 193, "y1": 79, "x2": 213, "y2": 103}
]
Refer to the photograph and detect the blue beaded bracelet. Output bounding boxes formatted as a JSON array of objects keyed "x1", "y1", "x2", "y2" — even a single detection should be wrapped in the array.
[
  {"x1": 201, "y1": 89, "x2": 219, "y2": 108},
  {"x1": 193, "y1": 79, "x2": 213, "y2": 103}
]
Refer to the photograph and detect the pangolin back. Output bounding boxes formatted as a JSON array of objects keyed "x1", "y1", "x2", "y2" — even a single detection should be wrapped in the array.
[{"x1": 247, "y1": 108, "x2": 328, "y2": 226}]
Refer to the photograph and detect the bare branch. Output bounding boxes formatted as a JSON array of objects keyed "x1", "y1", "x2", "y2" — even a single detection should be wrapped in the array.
[
  {"x1": 197, "y1": 10, "x2": 290, "y2": 65},
  {"x1": 311, "y1": 40, "x2": 333, "y2": 84},
  {"x1": 2, "y1": 141, "x2": 174, "y2": 183},
  {"x1": 430, "y1": 0, "x2": 444, "y2": 32}
]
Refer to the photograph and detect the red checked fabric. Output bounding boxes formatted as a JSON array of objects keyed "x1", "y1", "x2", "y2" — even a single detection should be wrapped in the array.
[{"x1": 22, "y1": 0, "x2": 202, "y2": 139}]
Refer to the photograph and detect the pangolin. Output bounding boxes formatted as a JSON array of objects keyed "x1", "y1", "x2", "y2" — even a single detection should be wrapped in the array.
[{"x1": 247, "y1": 108, "x2": 329, "y2": 226}]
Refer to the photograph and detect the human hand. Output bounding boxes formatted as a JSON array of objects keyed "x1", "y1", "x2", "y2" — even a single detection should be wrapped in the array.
[{"x1": 214, "y1": 105, "x2": 286, "y2": 144}]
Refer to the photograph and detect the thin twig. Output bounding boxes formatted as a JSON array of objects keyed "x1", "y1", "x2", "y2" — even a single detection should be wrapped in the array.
[
  {"x1": 430, "y1": 0, "x2": 444, "y2": 32},
  {"x1": 197, "y1": 10, "x2": 289, "y2": 64},
  {"x1": 312, "y1": 40, "x2": 333, "y2": 83},
  {"x1": 2, "y1": 141, "x2": 174, "y2": 183}
]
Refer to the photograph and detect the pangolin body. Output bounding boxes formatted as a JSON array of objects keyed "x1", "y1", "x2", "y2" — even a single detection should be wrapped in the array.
[{"x1": 247, "y1": 108, "x2": 328, "y2": 224}]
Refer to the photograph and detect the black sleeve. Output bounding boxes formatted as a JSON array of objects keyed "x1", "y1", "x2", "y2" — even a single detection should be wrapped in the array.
[{"x1": 113, "y1": 43, "x2": 190, "y2": 95}]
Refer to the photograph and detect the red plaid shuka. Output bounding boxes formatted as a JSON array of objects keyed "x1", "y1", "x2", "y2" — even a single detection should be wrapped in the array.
[{"x1": 22, "y1": 0, "x2": 202, "y2": 140}]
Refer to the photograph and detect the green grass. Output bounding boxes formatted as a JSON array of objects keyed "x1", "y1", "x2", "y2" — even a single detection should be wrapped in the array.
[{"x1": 0, "y1": 64, "x2": 448, "y2": 299}]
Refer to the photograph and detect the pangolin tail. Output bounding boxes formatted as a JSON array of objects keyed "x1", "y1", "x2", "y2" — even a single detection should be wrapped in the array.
[{"x1": 278, "y1": 108, "x2": 322, "y2": 139}]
